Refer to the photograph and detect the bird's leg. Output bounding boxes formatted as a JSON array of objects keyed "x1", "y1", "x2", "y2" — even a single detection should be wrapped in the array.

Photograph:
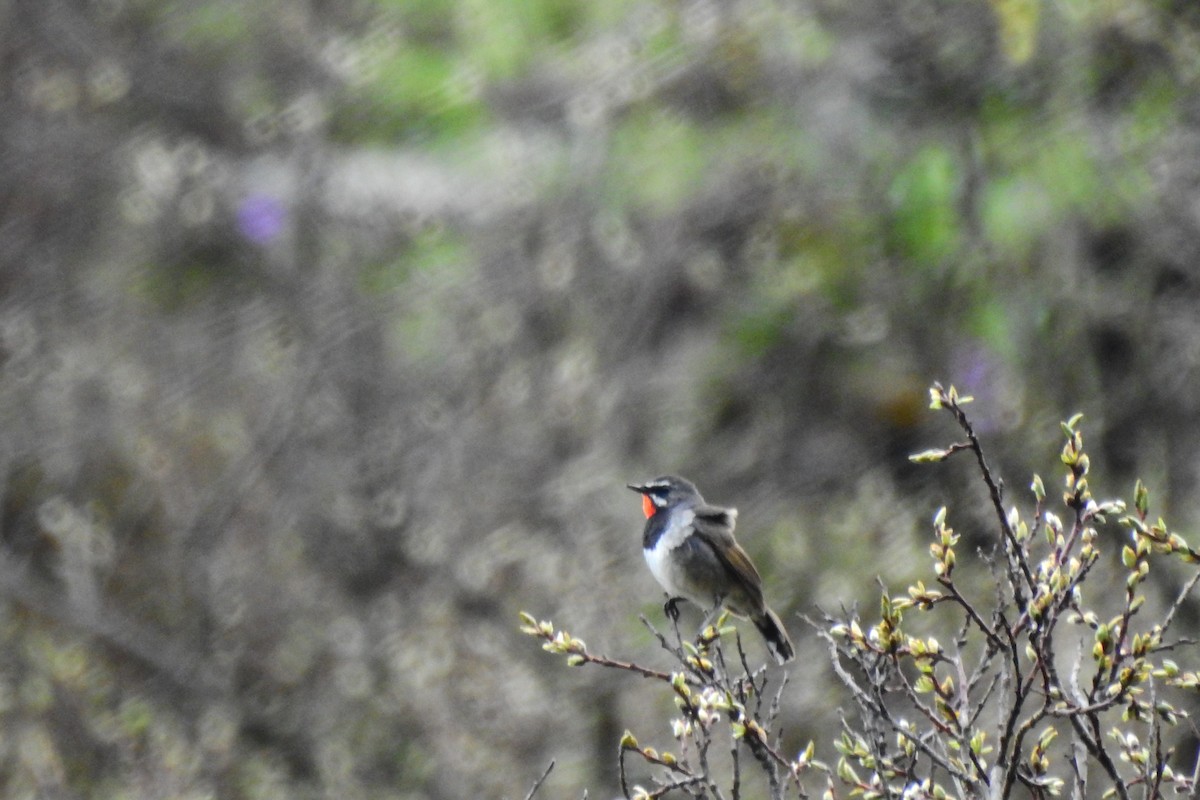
[
  {"x1": 664, "y1": 596, "x2": 684, "y2": 623},
  {"x1": 663, "y1": 596, "x2": 686, "y2": 651}
]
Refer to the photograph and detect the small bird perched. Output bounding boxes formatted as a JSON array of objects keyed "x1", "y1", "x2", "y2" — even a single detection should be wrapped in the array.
[{"x1": 628, "y1": 475, "x2": 794, "y2": 664}]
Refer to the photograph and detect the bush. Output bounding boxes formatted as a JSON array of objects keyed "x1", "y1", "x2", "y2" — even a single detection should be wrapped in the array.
[{"x1": 523, "y1": 384, "x2": 1200, "y2": 799}]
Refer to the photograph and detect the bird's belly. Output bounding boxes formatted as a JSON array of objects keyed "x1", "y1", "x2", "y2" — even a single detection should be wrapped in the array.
[
  {"x1": 643, "y1": 537, "x2": 722, "y2": 608},
  {"x1": 644, "y1": 543, "x2": 689, "y2": 599}
]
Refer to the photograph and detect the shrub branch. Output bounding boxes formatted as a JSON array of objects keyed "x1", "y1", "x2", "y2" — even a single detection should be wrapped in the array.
[{"x1": 522, "y1": 384, "x2": 1200, "y2": 800}]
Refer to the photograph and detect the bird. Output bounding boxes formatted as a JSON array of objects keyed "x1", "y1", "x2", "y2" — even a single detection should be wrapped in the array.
[{"x1": 627, "y1": 475, "x2": 794, "y2": 664}]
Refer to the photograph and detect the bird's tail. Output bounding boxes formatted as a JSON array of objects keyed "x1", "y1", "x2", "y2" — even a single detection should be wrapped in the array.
[{"x1": 753, "y1": 607, "x2": 794, "y2": 665}]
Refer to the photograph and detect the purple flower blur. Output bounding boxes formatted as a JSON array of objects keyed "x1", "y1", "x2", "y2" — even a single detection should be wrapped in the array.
[
  {"x1": 949, "y1": 341, "x2": 1022, "y2": 434},
  {"x1": 236, "y1": 195, "x2": 286, "y2": 245}
]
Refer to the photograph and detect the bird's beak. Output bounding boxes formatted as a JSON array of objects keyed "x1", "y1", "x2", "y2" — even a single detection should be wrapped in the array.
[{"x1": 627, "y1": 482, "x2": 649, "y2": 494}]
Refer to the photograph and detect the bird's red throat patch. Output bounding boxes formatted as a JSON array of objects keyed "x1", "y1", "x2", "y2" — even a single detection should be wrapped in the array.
[{"x1": 641, "y1": 494, "x2": 655, "y2": 519}]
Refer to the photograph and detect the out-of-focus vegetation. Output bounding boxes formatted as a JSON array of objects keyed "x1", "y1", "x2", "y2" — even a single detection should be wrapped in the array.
[{"x1": 1, "y1": 0, "x2": 1199, "y2": 797}]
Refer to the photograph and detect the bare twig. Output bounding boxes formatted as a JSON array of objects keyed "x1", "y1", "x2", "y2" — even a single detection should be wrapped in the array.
[
  {"x1": 577, "y1": 651, "x2": 676, "y2": 682},
  {"x1": 1161, "y1": 571, "x2": 1200, "y2": 637},
  {"x1": 641, "y1": 615, "x2": 689, "y2": 665},
  {"x1": 938, "y1": 576, "x2": 1005, "y2": 650},
  {"x1": 523, "y1": 760, "x2": 555, "y2": 800},
  {"x1": 645, "y1": 775, "x2": 707, "y2": 798},
  {"x1": 731, "y1": 720, "x2": 742, "y2": 800},
  {"x1": 1151, "y1": 636, "x2": 1200, "y2": 653},
  {"x1": 811, "y1": 620, "x2": 974, "y2": 786},
  {"x1": 1189, "y1": 740, "x2": 1200, "y2": 800},
  {"x1": 937, "y1": 388, "x2": 1036, "y2": 598},
  {"x1": 619, "y1": 739, "x2": 631, "y2": 798},
  {"x1": 1066, "y1": 710, "x2": 1130, "y2": 800},
  {"x1": 1069, "y1": 736, "x2": 1088, "y2": 800}
]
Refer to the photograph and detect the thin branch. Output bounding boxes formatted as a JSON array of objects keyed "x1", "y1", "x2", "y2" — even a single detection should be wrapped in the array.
[
  {"x1": 812, "y1": 624, "x2": 974, "y2": 786},
  {"x1": 731, "y1": 718, "x2": 742, "y2": 800},
  {"x1": 989, "y1": 607, "x2": 1035, "y2": 772},
  {"x1": 940, "y1": 441, "x2": 976, "y2": 458},
  {"x1": 686, "y1": 721, "x2": 727, "y2": 800},
  {"x1": 1002, "y1": 706, "x2": 1050, "y2": 800},
  {"x1": 576, "y1": 651, "x2": 676, "y2": 682},
  {"x1": 938, "y1": 576, "x2": 1005, "y2": 651},
  {"x1": 1151, "y1": 636, "x2": 1200, "y2": 653},
  {"x1": 1161, "y1": 571, "x2": 1200, "y2": 637},
  {"x1": 1069, "y1": 735, "x2": 1088, "y2": 800},
  {"x1": 646, "y1": 775, "x2": 707, "y2": 798},
  {"x1": 939, "y1": 392, "x2": 1037, "y2": 601},
  {"x1": 619, "y1": 740, "x2": 631, "y2": 798},
  {"x1": 1189, "y1": 740, "x2": 1200, "y2": 800},
  {"x1": 735, "y1": 630, "x2": 762, "y2": 702},
  {"x1": 523, "y1": 760, "x2": 555, "y2": 800},
  {"x1": 1146, "y1": 681, "x2": 1164, "y2": 800},
  {"x1": 997, "y1": 631, "x2": 1059, "y2": 799},
  {"x1": 965, "y1": 673, "x2": 1001, "y2": 730},
  {"x1": 637, "y1": 747, "x2": 696, "y2": 777},
  {"x1": 1043, "y1": 696, "x2": 1126, "y2": 718},
  {"x1": 641, "y1": 615, "x2": 689, "y2": 665},
  {"x1": 891, "y1": 660, "x2": 958, "y2": 737},
  {"x1": 767, "y1": 672, "x2": 789, "y2": 732},
  {"x1": 722, "y1": 630, "x2": 765, "y2": 710},
  {"x1": 1070, "y1": 709, "x2": 1130, "y2": 800}
]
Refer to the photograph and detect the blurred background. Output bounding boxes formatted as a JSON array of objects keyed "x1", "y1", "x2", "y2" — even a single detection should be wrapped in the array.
[{"x1": 3, "y1": 0, "x2": 1200, "y2": 796}]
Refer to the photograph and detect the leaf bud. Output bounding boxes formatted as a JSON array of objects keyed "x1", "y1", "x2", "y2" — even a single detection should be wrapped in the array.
[{"x1": 1031, "y1": 474, "x2": 1045, "y2": 502}]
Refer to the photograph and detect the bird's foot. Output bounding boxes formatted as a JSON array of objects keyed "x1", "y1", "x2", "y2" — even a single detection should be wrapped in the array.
[{"x1": 664, "y1": 597, "x2": 683, "y2": 623}]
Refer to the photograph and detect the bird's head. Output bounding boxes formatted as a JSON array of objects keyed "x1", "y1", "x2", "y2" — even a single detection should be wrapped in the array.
[{"x1": 626, "y1": 475, "x2": 703, "y2": 518}]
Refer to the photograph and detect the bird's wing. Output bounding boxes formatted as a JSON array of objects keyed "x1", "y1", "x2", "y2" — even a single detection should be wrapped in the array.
[{"x1": 691, "y1": 505, "x2": 765, "y2": 606}]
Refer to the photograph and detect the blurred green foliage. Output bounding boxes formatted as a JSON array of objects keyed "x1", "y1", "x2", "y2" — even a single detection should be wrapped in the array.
[
  {"x1": 889, "y1": 144, "x2": 961, "y2": 265},
  {"x1": 337, "y1": 46, "x2": 488, "y2": 144}
]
